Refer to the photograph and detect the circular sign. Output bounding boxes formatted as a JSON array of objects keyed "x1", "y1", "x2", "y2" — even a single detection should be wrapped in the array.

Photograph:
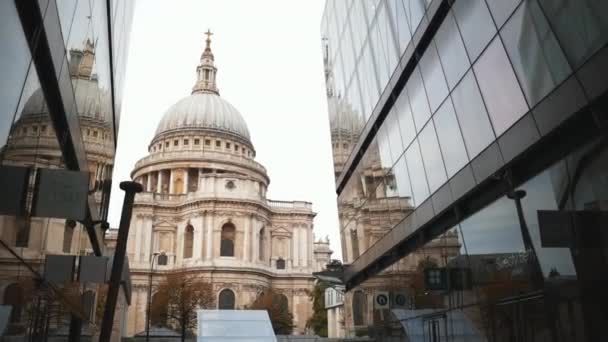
[
  {"x1": 394, "y1": 294, "x2": 407, "y2": 306},
  {"x1": 376, "y1": 294, "x2": 388, "y2": 306}
]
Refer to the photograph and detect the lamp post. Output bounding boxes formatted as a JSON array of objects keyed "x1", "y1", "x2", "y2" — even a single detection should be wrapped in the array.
[{"x1": 146, "y1": 251, "x2": 167, "y2": 342}]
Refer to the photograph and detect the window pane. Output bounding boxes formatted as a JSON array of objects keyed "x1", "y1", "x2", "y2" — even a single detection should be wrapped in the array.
[
  {"x1": 420, "y1": 43, "x2": 449, "y2": 113},
  {"x1": 419, "y1": 121, "x2": 447, "y2": 193},
  {"x1": 435, "y1": 11, "x2": 470, "y2": 90},
  {"x1": 405, "y1": 140, "x2": 430, "y2": 206},
  {"x1": 388, "y1": 0, "x2": 412, "y2": 54},
  {"x1": 486, "y1": 0, "x2": 520, "y2": 28},
  {"x1": 433, "y1": 99, "x2": 469, "y2": 178},
  {"x1": 473, "y1": 37, "x2": 529, "y2": 136},
  {"x1": 0, "y1": 1, "x2": 32, "y2": 147},
  {"x1": 501, "y1": 0, "x2": 572, "y2": 107},
  {"x1": 539, "y1": 0, "x2": 608, "y2": 68},
  {"x1": 385, "y1": 110, "x2": 404, "y2": 163},
  {"x1": 377, "y1": 125, "x2": 394, "y2": 169},
  {"x1": 405, "y1": 0, "x2": 426, "y2": 33},
  {"x1": 451, "y1": 70, "x2": 495, "y2": 159},
  {"x1": 407, "y1": 67, "x2": 431, "y2": 132},
  {"x1": 453, "y1": 0, "x2": 497, "y2": 62},
  {"x1": 390, "y1": 155, "x2": 413, "y2": 200},
  {"x1": 394, "y1": 88, "x2": 416, "y2": 149}
]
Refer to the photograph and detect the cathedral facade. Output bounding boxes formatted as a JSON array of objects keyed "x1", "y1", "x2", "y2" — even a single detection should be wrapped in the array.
[{"x1": 118, "y1": 33, "x2": 332, "y2": 336}]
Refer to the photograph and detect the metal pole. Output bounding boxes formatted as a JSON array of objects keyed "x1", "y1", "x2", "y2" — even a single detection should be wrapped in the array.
[
  {"x1": 99, "y1": 181, "x2": 142, "y2": 342},
  {"x1": 146, "y1": 253, "x2": 158, "y2": 342}
]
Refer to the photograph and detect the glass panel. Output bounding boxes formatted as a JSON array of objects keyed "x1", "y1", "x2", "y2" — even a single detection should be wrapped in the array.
[
  {"x1": 394, "y1": 88, "x2": 416, "y2": 149},
  {"x1": 388, "y1": 0, "x2": 412, "y2": 54},
  {"x1": 407, "y1": 67, "x2": 431, "y2": 132},
  {"x1": 404, "y1": 0, "x2": 426, "y2": 33},
  {"x1": 359, "y1": 42, "x2": 380, "y2": 120},
  {"x1": 501, "y1": 0, "x2": 572, "y2": 107},
  {"x1": 453, "y1": 0, "x2": 498, "y2": 62},
  {"x1": 450, "y1": 70, "x2": 495, "y2": 159},
  {"x1": 385, "y1": 110, "x2": 404, "y2": 163},
  {"x1": 377, "y1": 4, "x2": 398, "y2": 79},
  {"x1": 405, "y1": 139, "x2": 430, "y2": 206},
  {"x1": 433, "y1": 98, "x2": 469, "y2": 178},
  {"x1": 0, "y1": 1, "x2": 32, "y2": 148},
  {"x1": 435, "y1": 11, "x2": 470, "y2": 90},
  {"x1": 473, "y1": 37, "x2": 529, "y2": 136},
  {"x1": 486, "y1": 0, "x2": 521, "y2": 28},
  {"x1": 539, "y1": 0, "x2": 608, "y2": 68},
  {"x1": 377, "y1": 124, "x2": 394, "y2": 169},
  {"x1": 418, "y1": 121, "x2": 447, "y2": 194},
  {"x1": 420, "y1": 42, "x2": 449, "y2": 114}
]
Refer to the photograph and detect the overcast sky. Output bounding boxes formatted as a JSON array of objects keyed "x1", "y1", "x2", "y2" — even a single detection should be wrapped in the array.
[{"x1": 108, "y1": 0, "x2": 342, "y2": 258}]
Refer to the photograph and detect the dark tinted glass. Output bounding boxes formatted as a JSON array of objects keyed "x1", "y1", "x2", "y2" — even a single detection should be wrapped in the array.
[
  {"x1": 0, "y1": 2, "x2": 32, "y2": 147},
  {"x1": 539, "y1": 0, "x2": 608, "y2": 68},
  {"x1": 501, "y1": 0, "x2": 571, "y2": 106}
]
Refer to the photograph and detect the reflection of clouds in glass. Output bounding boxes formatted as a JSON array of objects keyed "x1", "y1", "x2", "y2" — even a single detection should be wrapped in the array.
[
  {"x1": 521, "y1": 170, "x2": 577, "y2": 276},
  {"x1": 460, "y1": 196, "x2": 525, "y2": 255}
]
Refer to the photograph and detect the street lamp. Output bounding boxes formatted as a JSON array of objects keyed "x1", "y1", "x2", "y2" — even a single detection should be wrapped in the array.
[{"x1": 146, "y1": 251, "x2": 167, "y2": 342}]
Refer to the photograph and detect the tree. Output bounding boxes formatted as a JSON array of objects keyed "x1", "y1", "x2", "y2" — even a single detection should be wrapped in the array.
[
  {"x1": 306, "y1": 282, "x2": 328, "y2": 337},
  {"x1": 150, "y1": 271, "x2": 214, "y2": 342},
  {"x1": 248, "y1": 289, "x2": 294, "y2": 335}
]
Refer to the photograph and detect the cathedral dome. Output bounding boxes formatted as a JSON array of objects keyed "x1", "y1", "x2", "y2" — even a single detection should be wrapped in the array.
[
  {"x1": 154, "y1": 92, "x2": 250, "y2": 141},
  {"x1": 153, "y1": 30, "x2": 251, "y2": 143}
]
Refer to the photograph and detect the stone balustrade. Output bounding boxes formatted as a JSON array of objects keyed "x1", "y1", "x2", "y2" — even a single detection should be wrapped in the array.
[
  {"x1": 135, "y1": 191, "x2": 313, "y2": 212},
  {"x1": 133, "y1": 150, "x2": 267, "y2": 174}
]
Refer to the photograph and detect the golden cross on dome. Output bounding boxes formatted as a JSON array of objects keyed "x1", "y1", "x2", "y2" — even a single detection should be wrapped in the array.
[{"x1": 205, "y1": 29, "x2": 213, "y2": 42}]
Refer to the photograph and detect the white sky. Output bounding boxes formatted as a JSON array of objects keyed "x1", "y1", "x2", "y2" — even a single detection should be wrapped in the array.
[{"x1": 108, "y1": 0, "x2": 342, "y2": 258}]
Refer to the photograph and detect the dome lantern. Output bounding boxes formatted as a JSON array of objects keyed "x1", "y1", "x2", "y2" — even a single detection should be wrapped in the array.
[{"x1": 192, "y1": 29, "x2": 219, "y2": 95}]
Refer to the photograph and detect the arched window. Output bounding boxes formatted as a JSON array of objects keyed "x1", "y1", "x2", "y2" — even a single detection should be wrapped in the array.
[
  {"x1": 220, "y1": 223, "x2": 235, "y2": 257},
  {"x1": 352, "y1": 290, "x2": 366, "y2": 326},
  {"x1": 258, "y1": 227, "x2": 265, "y2": 261},
  {"x1": 4, "y1": 283, "x2": 23, "y2": 323},
  {"x1": 63, "y1": 220, "x2": 76, "y2": 253},
  {"x1": 276, "y1": 258, "x2": 285, "y2": 270},
  {"x1": 183, "y1": 224, "x2": 194, "y2": 259},
  {"x1": 218, "y1": 289, "x2": 235, "y2": 310}
]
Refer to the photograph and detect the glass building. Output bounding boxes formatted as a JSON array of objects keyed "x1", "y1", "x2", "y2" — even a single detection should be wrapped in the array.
[
  {"x1": 322, "y1": 0, "x2": 608, "y2": 339},
  {"x1": 0, "y1": 0, "x2": 134, "y2": 338}
]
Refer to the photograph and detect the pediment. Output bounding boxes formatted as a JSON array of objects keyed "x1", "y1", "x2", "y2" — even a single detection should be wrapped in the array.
[
  {"x1": 153, "y1": 219, "x2": 177, "y2": 232},
  {"x1": 270, "y1": 226, "x2": 291, "y2": 237}
]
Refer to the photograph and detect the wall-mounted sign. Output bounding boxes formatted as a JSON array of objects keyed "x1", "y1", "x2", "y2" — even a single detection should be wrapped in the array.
[
  {"x1": 0, "y1": 166, "x2": 30, "y2": 216},
  {"x1": 32, "y1": 168, "x2": 89, "y2": 220}
]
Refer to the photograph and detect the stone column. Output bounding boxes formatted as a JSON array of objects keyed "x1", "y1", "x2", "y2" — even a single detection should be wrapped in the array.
[
  {"x1": 157, "y1": 171, "x2": 162, "y2": 193},
  {"x1": 308, "y1": 226, "x2": 314, "y2": 268},
  {"x1": 146, "y1": 173, "x2": 152, "y2": 192},
  {"x1": 144, "y1": 216, "x2": 153, "y2": 264},
  {"x1": 243, "y1": 215, "x2": 250, "y2": 262},
  {"x1": 134, "y1": 216, "x2": 142, "y2": 263},
  {"x1": 183, "y1": 169, "x2": 189, "y2": 194},
  {"x1": 169, "y1": 169, "x2": 175, "y2": 194},
  {"x1": 252, "y1": 221, "x2": 259, "y2": 263},
  {"x1": 205, "y1": 214, "x2": 213, "y2": 260},
  {"x1": 194, "y1": 214, "x2": 203, "y2": 260},
  {"x1": 300, "y1": 226, "x2": 307, "y2": 268},
  {"x1": 292, "y1": 225, "x2": 299, "y2": 268}
]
